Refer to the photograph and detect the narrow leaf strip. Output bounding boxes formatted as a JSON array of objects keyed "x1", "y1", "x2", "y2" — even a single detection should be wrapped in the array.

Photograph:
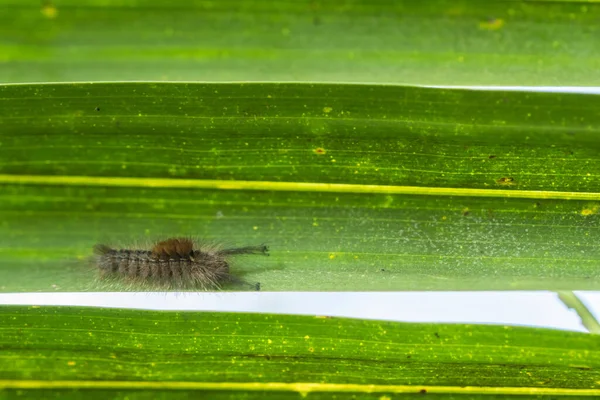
[{"x1": 558, "y1": 291, "x2": 600, "y2": 334}]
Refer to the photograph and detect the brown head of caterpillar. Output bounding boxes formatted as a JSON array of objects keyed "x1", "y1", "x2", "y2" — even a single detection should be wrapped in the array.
[{"x1": 93, "y1": 237, "x2": 269, "y2": 291}]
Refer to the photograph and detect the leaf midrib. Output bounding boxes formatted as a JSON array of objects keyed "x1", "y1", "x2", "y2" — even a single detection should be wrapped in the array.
[
  {"x1": 1, "y1": 380, "x2": 599, "y2": 396},
  {"x1": 2, "y1": 174, "x2": 600, "y2": 201}
]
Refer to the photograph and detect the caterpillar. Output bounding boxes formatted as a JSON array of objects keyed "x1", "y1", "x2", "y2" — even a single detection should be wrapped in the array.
[{"x1": 93, "y1": 237, "x2": 269, "y2": 291}]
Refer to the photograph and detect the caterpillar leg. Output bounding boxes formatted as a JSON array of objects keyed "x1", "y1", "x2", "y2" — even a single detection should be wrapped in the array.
[
  {"x1": 217, "y1": 244, "x2": 269, "y2": 256},
  {"x1": 226, "y1": 275, "x2": 261, "y2": 291}
]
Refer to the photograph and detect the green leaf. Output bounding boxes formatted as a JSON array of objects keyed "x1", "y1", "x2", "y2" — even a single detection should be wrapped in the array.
[
  {"x1": 0, "y1": 306, "x2": 599, "y2": 399},
  {"x1": 2, "y1": 0, "x2": 600, "y2": 85},
  {"x1": 1, "y1": 82, "x2": 600, "y2": 292}
]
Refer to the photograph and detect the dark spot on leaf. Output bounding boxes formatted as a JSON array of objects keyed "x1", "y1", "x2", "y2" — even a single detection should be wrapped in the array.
[
  {"x1": 407, "y1": 355, "x2": 412, "y2": 359},
  {"x1": 571, "y1": 365, "x2": 592, "y2": 370},
  {"x1": 420, "y1": 389, "x2": 427, "y2": 394},
  {"x1": 462, "y1": 210, "x2": 470, "y2": 216},
  {"x1": 380, "y1": 268, "x2": 385, "y2": 272},
  {"x1": 497, "y1": 176, "x2": 514, "y2": 185},
  {"x1": 480, "y1": 17, "x2": 504, "y2": 30},
  {"x1": 434, "y1": 332, "x2": 440, "y2": 338},
  {"x1": 314, "y1": 147, "x2": 326, "y2": 155},
  {"x1": 95, "y1": 107, "x2": 100, "y2": 112},
  {"x1": 488, "y1": 155, "x2": 496, "y2": 159}
]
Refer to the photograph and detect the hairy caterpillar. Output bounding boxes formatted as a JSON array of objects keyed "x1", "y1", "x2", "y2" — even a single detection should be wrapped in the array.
[{"x1": 93, "y1": 237, "x2": 269, "y2": 291}]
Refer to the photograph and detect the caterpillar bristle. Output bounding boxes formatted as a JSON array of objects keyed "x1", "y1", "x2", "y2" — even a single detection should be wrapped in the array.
[
  {"x1": 93, "y1": 243, "x2": 112, "y2": 255},
  {"x1": 92, "y1": 237, "x2": 268, "y2": 291}
]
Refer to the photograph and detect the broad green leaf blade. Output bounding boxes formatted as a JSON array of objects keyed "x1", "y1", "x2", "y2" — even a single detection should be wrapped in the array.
[
  {"x1": 2, "y1": 82, "x2": 600, "y2": 192},
  {"x1": 1, "y1": 82, "x2": 600, "y2": 291},
  {"x1": 1, "y1": 0, "x2": 600, "y2": 85},
  {"x1": 2, "y1": 185, "x2": 600, "y2": 291},
  {"x1": 0, "y1": 306, "x2": 599, "y2": 399}
]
